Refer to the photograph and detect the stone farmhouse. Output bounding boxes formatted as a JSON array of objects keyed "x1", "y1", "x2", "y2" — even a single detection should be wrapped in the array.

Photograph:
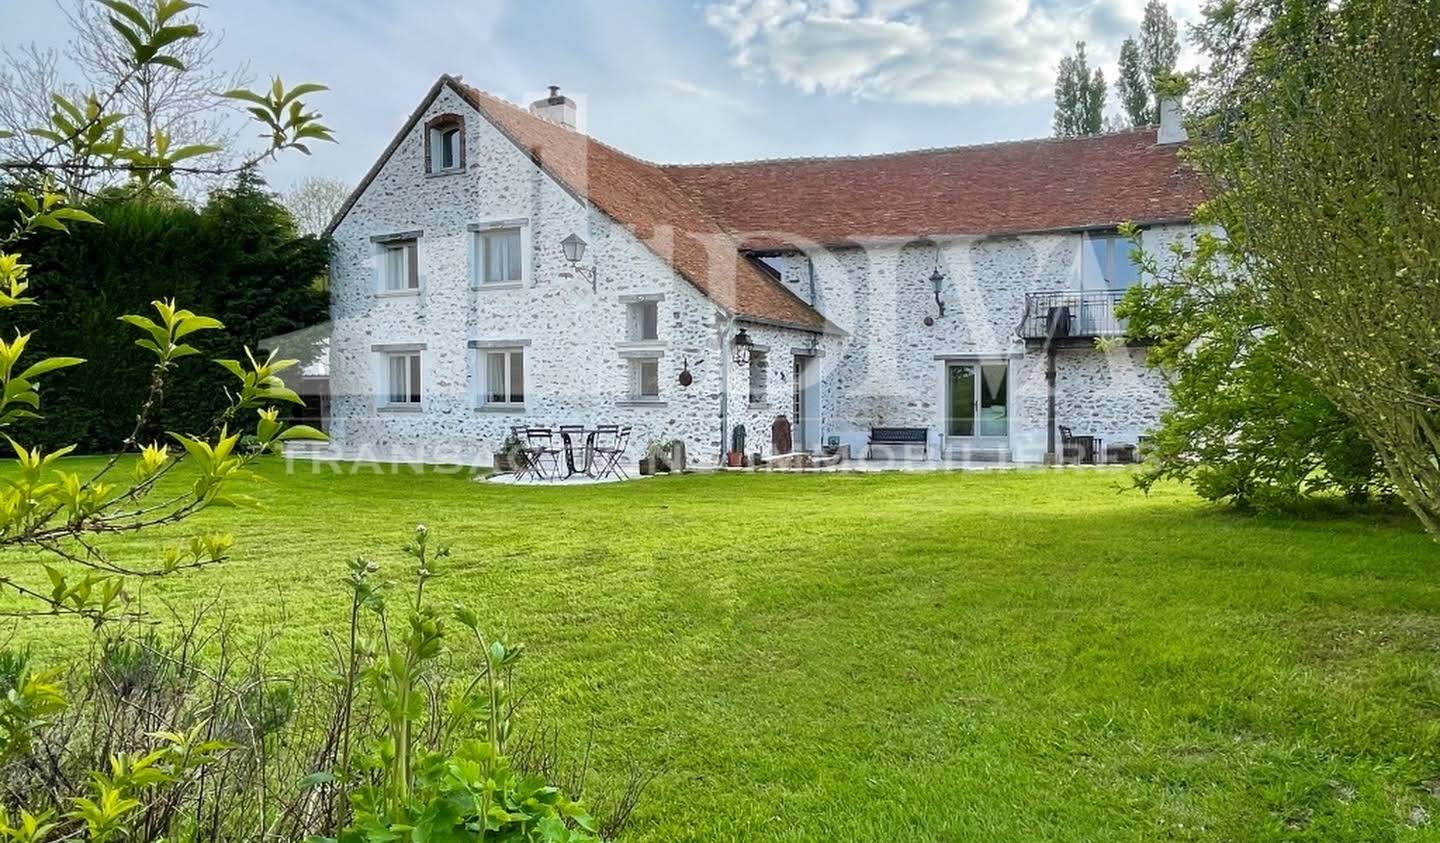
[{"x1": 316, "y1": 75, "x2": 1205, "y2": 467}]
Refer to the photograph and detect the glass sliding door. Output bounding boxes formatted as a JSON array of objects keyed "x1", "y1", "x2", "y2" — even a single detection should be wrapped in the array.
[
  {"x1": 978, "y1": 363, "x2": 1009, "y2": 437},
  {"x1": 946, "y1": 364, "x2": 976, "y2": 436},
  {"x1": 946, "y1": 361, "x2": 1009, "y2": 441}
]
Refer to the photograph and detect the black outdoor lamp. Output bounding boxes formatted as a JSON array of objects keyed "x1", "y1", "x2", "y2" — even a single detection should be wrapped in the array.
[
  {"x1": 560, "y1": 233, "x2": 597, "y2": 292},
  {"x1": 924, "y1": 264, "x2": 947, "y2": 326},
  {"x1": 731, "y1": 327, "x2": 754, "y2": 366}
]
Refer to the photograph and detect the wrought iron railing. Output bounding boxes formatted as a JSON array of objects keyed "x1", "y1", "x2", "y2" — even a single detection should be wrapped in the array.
[{"x1": 1017, "y1": 290, "x2": 1129, "y2": 340}]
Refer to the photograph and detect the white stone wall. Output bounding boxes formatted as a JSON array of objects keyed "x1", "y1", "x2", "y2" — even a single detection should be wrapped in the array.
[
  {"x1": 767, "y1": 225, "x2": 1192, "y2": 462},
  {"x1": 328, "y1": 87, "x2": 748, "y2": 466}
]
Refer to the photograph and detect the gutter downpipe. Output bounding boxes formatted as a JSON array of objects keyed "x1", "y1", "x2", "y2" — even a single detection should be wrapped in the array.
[
  {"x1": 717, "y1": 312, "x2": 736, "y2": 465},
  {"x1": 1045, "y1": 342, "x2": 1057, "y2": 465}
]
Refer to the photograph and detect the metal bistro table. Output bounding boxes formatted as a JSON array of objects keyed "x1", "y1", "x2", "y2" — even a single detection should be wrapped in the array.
[{"x1": 557, "y1": 427, "x2": 598, "y2": 479}]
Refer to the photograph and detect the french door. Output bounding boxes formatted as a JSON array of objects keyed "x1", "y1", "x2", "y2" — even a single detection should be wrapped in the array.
[{"x1": 945, "y1": 361, "x2": 1009, "y2": 442}]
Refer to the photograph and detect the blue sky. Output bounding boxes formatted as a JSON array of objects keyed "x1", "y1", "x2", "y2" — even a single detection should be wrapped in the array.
[{"x1": 0, "y1": 0, "x2": 1203, "y2": 191}]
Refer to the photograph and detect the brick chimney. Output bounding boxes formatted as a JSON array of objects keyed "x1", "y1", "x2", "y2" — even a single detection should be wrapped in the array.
[
  {"x1": 529, "y1": 85, "x2": 578, "y2": 130},
  {"x1": 1157, "y1": 93, "x2": 1187, "y2": 144}
]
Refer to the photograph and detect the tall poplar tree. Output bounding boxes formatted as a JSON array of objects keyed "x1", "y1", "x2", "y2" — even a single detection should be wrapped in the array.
[{"x1": 1053, "y1": 41, "x2": 1107, "y2": 136}]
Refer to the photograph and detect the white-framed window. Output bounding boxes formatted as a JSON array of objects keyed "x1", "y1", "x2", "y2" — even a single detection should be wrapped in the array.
[
  {"x1": 629, "y1": 358, "x2": 660, "y2": 400},
  {"x1": 627, "y1": 300, "x2": 659, "y2": 342},
  {"x1": 748, "y1": 350, "x2": 768, "y2": 405},
  {"x1": 473, "y1": 227, "x2": 524, "y2": 286},
  {"x1": 427, "y1": 119, "x2": 463, "y2": 173},
  {"x1": 1080, "y1": 232, "x2": 1141, "y2": 291},
  {"x1": 383, "y1": 352, "x2": 423, "y2": 406},
  {"x1": 480, "y1": 347, "x2": 525, "y2": 407},
  {"x1": 379, "y1": 239, "x2": 418, "y2": 292}
]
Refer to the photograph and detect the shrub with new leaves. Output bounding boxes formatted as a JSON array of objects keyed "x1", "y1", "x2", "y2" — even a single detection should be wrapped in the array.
[{"x1": 0, "y1": 0, "x2": 334, "y2": 623}]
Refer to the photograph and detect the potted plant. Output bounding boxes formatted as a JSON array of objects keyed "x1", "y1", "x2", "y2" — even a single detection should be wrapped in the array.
[
  {"x1": 494, "y1": 433, "x2": 525, "y2": 474},
  {"x1": 727, "y1": 424, "x2": 747, "y2": 467},
  {"x1": 639, "y1": 440, "x2": 673, "y2": 475}
]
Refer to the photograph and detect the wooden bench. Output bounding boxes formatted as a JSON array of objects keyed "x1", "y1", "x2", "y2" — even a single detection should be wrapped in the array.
[{"x1": 868, "y1": 426, "x2": 929, "y2": 460}]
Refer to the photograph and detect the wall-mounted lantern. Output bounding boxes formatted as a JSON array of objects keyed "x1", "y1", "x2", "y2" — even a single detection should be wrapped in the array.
[
  {"x1": 731, "y1": 328, "x2": 754, "y2": 366},
  {"x1": 924, "y1": 254, "x2": 947, "y2": 326},
  {"x1": 560, "y1": 233, "x2": 597, "y2": 293}
]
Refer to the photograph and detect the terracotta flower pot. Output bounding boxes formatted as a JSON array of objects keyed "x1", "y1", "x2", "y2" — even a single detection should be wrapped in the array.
[{"x1": 727, "y1": 451, "x2": 744, "y2": 467}]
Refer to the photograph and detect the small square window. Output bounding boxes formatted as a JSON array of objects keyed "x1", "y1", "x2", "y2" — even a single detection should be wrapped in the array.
[
  {"x1": 630, "y1": 358, "x2": 660, "y2": 399},
  {"x1": 628, "y1": 300, "x2": 659, "y2": 342},
  {"x1": 383, "y1": 353, "x2": 422, "y2": 405},
  {"x1": 748, "y1": 350, "x2": 768, "y2": 405},
  {"x1": 380, "y1": 239, "x2": 418, "y2": 292},
  {"x1": 475, "y1": 228, "x2": 523, "y2": 285},
  {"x1": 481, "y1": 348, "x2": 525, "y2": 406}
]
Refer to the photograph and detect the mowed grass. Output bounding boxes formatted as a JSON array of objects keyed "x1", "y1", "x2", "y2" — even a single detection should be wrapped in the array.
[{"x1": 8, "y1": 457, "x2": 1440, "y2": 841}]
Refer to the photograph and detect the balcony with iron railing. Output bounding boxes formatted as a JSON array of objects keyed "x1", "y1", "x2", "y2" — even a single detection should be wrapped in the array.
[{"x1": 1017, "y1": 290, "x2": 1134, "y2": 344}]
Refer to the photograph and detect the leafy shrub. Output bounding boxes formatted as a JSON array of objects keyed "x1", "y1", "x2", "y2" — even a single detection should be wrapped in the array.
[
  {"x1": 0, "y1": 529, "x2": 646, "y2": 842},
  {"x1": 1117, "y1": 223, "x2": 1390, "y2": 511}
]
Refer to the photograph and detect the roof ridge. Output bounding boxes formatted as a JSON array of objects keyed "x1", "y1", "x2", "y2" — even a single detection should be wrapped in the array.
[
  {"x1": 660, "y1": 127, "x2": 1163, "y2": 170},
  {"x1": 451, "y1": 79, "x2": 1164, "y2": 173},
  {"x1": 451, "y1": 80, "x2": 672, "y2": 170},
  {"x1": 453, "y1": 82, "x2": 747, "y2": 253}
]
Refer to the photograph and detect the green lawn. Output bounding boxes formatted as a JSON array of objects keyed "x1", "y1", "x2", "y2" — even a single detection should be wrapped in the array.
[{"x1": 9, "y1": 459, "x2": 1440, "y2": 841}]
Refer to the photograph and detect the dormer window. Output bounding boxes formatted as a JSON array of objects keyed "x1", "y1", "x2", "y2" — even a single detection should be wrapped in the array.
[{"x1": 424, "y1": 114, "x2": 465, "y2": 174}]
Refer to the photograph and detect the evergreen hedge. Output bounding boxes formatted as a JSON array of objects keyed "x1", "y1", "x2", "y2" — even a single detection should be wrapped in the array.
[{"x1": 0, "y1": 172, "x2": 329, "y2": 452}]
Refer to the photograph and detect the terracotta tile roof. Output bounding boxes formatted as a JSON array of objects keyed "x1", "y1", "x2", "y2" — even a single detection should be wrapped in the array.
[
  {"x1": 660, "y1": 130, "x2": 1207, "y2": 250},
  {"x1": 449, "y1": 80, "x2": 830, "y2": 332}
]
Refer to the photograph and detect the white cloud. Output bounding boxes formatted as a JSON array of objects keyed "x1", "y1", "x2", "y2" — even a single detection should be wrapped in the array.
[
  {"x1": 704, "y1": 0, "x2": 1205, "y2": 106},
  {"x1": 666, "y1": 79, "x2": 762, "y2": 115}
]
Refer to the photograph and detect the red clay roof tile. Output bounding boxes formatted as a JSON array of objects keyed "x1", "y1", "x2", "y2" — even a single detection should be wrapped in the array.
[{"x1": 661, "y1": 130, "x2": 1207, "y2": 250}]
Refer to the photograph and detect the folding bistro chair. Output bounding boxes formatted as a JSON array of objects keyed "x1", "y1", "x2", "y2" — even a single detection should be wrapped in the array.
[
  {"x1": 592, "y1": 425, "x2": 632, "y2": 481},
  {"x1": 509, "y1": 425, "x2": 540, "y2": 480},
  {"x1": 524, "y1": 428, "x2": 562, "y2": 480},
  {"x1": 587, "y1": 425, "x2": 617, "y2": 479}
]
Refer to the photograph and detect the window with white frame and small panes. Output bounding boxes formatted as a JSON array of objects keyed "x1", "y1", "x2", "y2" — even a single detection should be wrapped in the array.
[
  {"x1": 627, "y1": 299, "x2": 659, "y2": 342},
  {"x1": 382, "y1": 352, "x2": 422, "y2": 407},
  {"x1": 629, "y1": 357, "x2": 660, "y2": 400},
  {"x1": 379, "y1": 238, "x2": 418, "y2": 292},
  {"x1": 480, "y1": 347, "x2": 525, "y2": 407},
  {"x1": 474, "y1": 227, "x2": 523, "y2": 286}
]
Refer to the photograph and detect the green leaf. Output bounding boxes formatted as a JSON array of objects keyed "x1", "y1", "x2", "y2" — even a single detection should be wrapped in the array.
[
  {"x1": 107, "y1": 18, "x2": 146, "y2": 55},
  {"x1": 97, "y1": 0, "x2": 150, "y2": 31},
  {"x1": 17, "y1": 357, "x2": 85, "y2": 381},
  {"x1": 298, "y1": 770, "x2": 335, "y2": 789},
  {"x1": 149, "y1": 23, "x2": 201, "y2": 51},
  {"x1": 276, "y1": 425, "x2": 328, "y2": 443},
  {"x1": 172, "y1": 315, "x2": 223, "y2": 338},
  {"x1": 221, "y1": 89, "x2": 273, "y2": 108},
  {"x1": 166, "y1": 143, "x2": 221, "y2": 162},
  {"x1": 49, "y1": 208, "x2": 103, "y2": 225}
]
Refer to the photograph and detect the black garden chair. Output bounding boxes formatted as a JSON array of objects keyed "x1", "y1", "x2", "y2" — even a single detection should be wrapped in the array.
[
  {"x1": 524, "y1": 427, "x2": 563, "y2": 480},
  {"x1": 591, "y1": 425, "x2": 631, "y2": 481}
]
